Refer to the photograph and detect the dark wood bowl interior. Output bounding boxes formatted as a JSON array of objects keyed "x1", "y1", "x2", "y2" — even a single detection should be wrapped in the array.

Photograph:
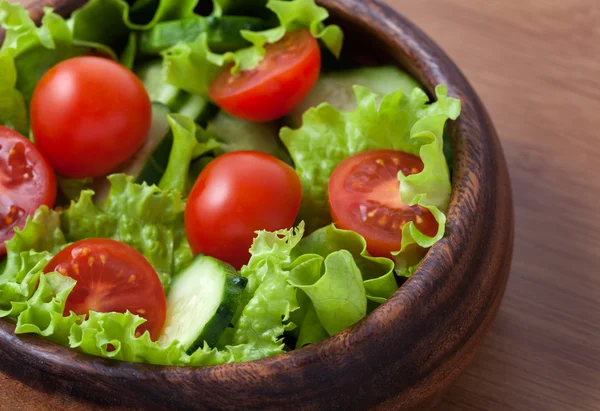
[{"x1": 0, "y1": 1, "x2": 514, "y2": 410}]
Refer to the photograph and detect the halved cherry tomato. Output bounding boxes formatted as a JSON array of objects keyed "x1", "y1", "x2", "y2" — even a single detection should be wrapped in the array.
[
  {"x1": 185, "y1": 151, "x2": 302, "y2": 269},
  {"x1": 31, "y1": 56, "x2": 152, "y2": 179},
  {"x1": 328, "y1": 150, "x2": 439, "y2": 258},
  {"x1": 44, "y1": 239, "x2": 166, "y2": 340},
  {"x1": 209, "y1": 29, "x2": 321, "y2": 122},
  {"x1": 0, "y1": 126, "x2": 56, "y2": 255}
]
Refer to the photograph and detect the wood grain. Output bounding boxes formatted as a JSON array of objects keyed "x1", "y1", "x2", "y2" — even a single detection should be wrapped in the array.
[
  {"x1": 384, "y1": 1, "x2": 600, "y2": 410},
  {"x1": 6, "y1": 0, "x2": 590, "y2": 409}
]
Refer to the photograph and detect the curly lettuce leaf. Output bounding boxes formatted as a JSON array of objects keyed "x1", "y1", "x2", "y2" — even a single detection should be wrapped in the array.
[
  {"x1": 0, "y1": 206, "x2": 66, "y2": 316},
  {"x1": 0, "y1": 3, "x2": 115, "y2": 104},
  {"x1": 281, "y1": 85, "x2": 460, "y2": 274},
  {"x1": 158, "y1": 114, "x2": 220, "y2": 194},
  {"x1": 227, "y1": 224, "x2": 304, "y2": 360},
  {"x1": 163, "y1": 0, "x2": 343, "y2": 97},
  {"x1": 0, "y1": 49, "x2": 27, "y2": 134},
  {"x1": 60, "y1": 174, "x2": 191, "y2": 288},
  {"x1": 1, "y1": 214, "x2": 308, "y2": 366}
]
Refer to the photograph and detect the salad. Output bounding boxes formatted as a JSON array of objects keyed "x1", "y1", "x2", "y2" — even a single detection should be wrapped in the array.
[{"x1": 0, "y1": 0, "x2": 460, "y2": 366}]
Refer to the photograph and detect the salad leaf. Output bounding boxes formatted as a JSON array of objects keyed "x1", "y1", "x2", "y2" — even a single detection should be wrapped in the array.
[
  {"x1": 0, "y1": 206, "x2": 66, "y2": 316},
  {"x1": 294, "y1": 294, "x2": 327, "y2": 348},
  {"x1": 292, "y1": 224, "x2": 398, "y2": 303},
  {"x1": 158, "y1": 114, "x2": 220, "y2": 194},
  {"x1": 288, "y1": 251, "x2": 366, "y2": 336},
  {"x1": 56, "y1": 177, "x2": 93, "y2": 202},
  {"x1": 61, "y1": 174, "x2": 191, "y2": 288},
  {"x1": 228, "y1": 224, "x2": 304, "y2": 360},
  {"x1": 163, "y1": 0, "x2": 343, "y2": 97},
  {"x1": 0, "y1": 3, "x2": 115, "y2": 104},
  {"x1": 281, "y1": 86, "x2": 460, "y2": 274},
  {"x1": 0, "y1": 49, "x2": 27, "y2": 134},
  {"x1": 70, "y1": 0, "x2": 199, "y2": 48}
]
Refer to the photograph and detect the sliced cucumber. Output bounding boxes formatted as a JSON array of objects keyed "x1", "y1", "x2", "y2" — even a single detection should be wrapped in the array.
[
  {"x1": 93, "y1": 103, "x2": 173, "y2": 202},
  {"x1": 139, "y1": 15, "x2": 266, "y2": 55},
  {"x1": 207, "y1": 111, "x2": 292, "y2": 164},
  {"x1": 159, "y1": 256, "x2": 248, "y2": 353},
  {"x1": 287, "y1": 66, "x2": 423, "y2": 128}
]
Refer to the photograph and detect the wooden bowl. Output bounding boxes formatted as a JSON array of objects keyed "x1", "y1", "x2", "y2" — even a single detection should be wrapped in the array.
[{"x1": 0, "y1": 0, "x2": 514, "y2": 409}]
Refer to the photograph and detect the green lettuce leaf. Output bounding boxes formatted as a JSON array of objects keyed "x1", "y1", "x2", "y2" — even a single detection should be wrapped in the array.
[
  {"x1": 69, "y1": 0, "x2": 199, "y2": 54},
  {"x1": 1, "y1": 216, "x2": 308, "y2": 366},
  {"x1": 162, "y1": 0, "x2": 343, "y2": 97},
  {"x1": 228, "y1": 224, "x2": 304, "y2": 360},
  {"x1": 0, "y1": 49, "x2": 27, "y2": 134},
  {"x1": 294, "y1": 293, "x2": 327, "y2": 348},
  {"x1": 292, "y1": 224, "x2": 397, "y2": 303},
  {"x1": 158, "y1": 114, "x2": 220, "y2": 194},
  {"x1": 61, "y1": 174, "x2": 191, "y2": 288},
  {"x1": 281, "y1": 85, "x2": 460, "y2": 274},
  {"x1": 0, "y1": 3, "x2": 115, "y2": 105},
  {"x1": 0, "y1": 206, "x2": 66, "y2": 316},
  {"x1": 288, "y1": 251, "x2": 365, "y2": 336}
]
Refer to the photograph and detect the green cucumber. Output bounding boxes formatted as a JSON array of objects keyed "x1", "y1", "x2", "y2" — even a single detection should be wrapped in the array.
[
  {"x1": 93, "y1": 103, "x2": 172, "y2": 202},
  {"x1": 139, "y1": 15, "x2": 265, "y2": 55},
  {"x1": 287, "y1": 66, "x2": 423, "y2": 128},
  {"x1": 159, "y1": 255, "x2": 248, "y2": 353},
  {"x1": 207, "y1": 111, "x2": 292, "y2": 164}
]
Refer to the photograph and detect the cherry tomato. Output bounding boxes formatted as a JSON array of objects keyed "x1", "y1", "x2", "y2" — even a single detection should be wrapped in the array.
[
  {"x1": 328, "y1": 150, "x2": 439, "y2": 258},
  {"x1": 44, "y1": 239, "x2": 166, "y2": 340},
  {"x1": 185, "y1": 151, "x2": 302, "y2": 269},
  {"x1": 209, "y1": 29, "x2": 321, "y2": 122},
  {"x1": 31, "y1": 56, "x2": 152, "y2": 179},
  {"x1": 0, "y1": 126, "x2": 56, "y2": 255}
]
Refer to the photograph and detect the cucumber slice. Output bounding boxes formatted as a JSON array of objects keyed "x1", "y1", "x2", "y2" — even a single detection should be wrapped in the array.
[
  {"x1": 159, "y1": 256, "x2": 248, "y2": 353},
  {"x1": 207, "y1": 111, "x2": 292, "y2": 164},
  {"x1": 139, "y1": 15, "x2": 265, "y2": 55},
  {"x1": 93, "y1": 103, "x2": 172, "y2": 202},
  {"x1": 287, "y1": 66, "x2": 423, "y2": 128}
]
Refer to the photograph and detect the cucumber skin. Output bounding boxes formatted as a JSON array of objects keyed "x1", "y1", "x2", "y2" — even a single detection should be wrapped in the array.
[{"x1": 184, "y1": 261, "x2": 248, "y2": 354}]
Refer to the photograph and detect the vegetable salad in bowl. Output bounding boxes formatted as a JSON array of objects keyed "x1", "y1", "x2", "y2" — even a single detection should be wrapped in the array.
[{"x1": 0, "y1": 0, "x2": 460, "y2": 366}]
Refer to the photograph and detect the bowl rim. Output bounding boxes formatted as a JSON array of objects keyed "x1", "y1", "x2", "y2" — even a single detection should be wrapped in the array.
[{"x1": 0, "y1": 0, "x2": 511, "y2": 400}]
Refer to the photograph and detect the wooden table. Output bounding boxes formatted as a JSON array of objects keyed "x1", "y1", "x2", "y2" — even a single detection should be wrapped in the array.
[{"x1": 2, "y1": 0, "x2": 599, "y2": 410}]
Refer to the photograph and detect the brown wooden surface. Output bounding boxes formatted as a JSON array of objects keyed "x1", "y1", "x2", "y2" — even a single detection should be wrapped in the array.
[
  {"x1": 0, "y1": 0, "x2": 594, "y2": 410},
  {"x1": 389, "y1": 0, "x2": 600, "y2": 410}
]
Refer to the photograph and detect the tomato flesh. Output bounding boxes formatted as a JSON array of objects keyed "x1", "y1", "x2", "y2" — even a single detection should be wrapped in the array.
[
  {"x1": 329, "y1": 150, "x2": 439, "y2": 258},
  {"x1": 44, "y1": 239, "x2": 166, "y2": 340},
  {"x1": 31, "y1": 57, "x2": 152, "y2": 179},
  {"x1": 185, "y1": 151, "x2": 302, "y2": 269},
  {"x1": 0, "y1": 126, "x2": 56, "y2": 255},
  {"x1": 209, "y1": 29, "x2": 321, "y2": 122}
]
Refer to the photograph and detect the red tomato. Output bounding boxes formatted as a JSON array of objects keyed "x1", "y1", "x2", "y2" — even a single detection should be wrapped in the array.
[
  {"x1": 31, "y1": 56, "x2": 152, "y2": 179},
  {"x1": 328, "y1": 150, "x2": 439, "y2": 258},
  {"x1": 44, "y1": 239, "x2": 166, "y2": 340},
  {"x1": 0, "y1": 126, "x2": 56, "y2": 255},
  {"x1": 185, "y1": 151, "x2": 302, "y2": 269},
  {"x1": 209, "y1": 29, "x2": 321, "y2": 122}
]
